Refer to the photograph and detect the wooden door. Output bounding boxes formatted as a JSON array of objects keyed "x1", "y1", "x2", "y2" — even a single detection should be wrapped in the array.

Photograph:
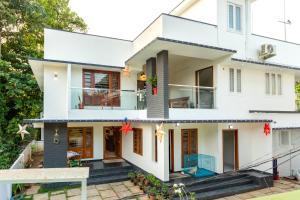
[
  {"x1": 169, "y1": 129, "x2": 174, "y2": 172},
  {"x1": 68, "y1": 127, "x2": 93, "y2": 159},
  {"x1": 115, "y1": 130, "x2": 122, "y2": 157},
  {"x1": 181, "y1": 129, "x2": 198, "y2": 167}
]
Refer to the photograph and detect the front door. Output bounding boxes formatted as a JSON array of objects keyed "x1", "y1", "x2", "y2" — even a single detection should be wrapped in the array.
[
  {"x1": 169, "y1": 129, "x2": 174, "y2": 172},
  {"x1": 223, "y1": 129, "x2": 239, "y2": 172},
  {"x1": 181, "y1": 129, "x2": 198, "y2": 168},
  {"x1": 103, "y1": 127, "x2": 122, "y2": 159},
  {"x1": 68, "y1": 127, "x2": 93, "y2": 159}
]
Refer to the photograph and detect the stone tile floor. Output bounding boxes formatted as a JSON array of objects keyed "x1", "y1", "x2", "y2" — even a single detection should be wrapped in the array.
[
  {"x1": 216, "y1": 179, "x2": 300, "y2": 200},
  {"x1": 24, "y1": 179, "x2": 300, "y2": 200}
]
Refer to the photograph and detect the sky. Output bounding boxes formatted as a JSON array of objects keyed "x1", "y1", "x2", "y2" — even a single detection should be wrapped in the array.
[{"x1": 69, "y1": 0, "x2": 300, "y2": 43}]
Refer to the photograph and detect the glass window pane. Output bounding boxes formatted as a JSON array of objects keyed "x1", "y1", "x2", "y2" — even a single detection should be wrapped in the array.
[
  {"x1": 228, "y1": 5, "x2": 234, "y2": 29},
  {"x1": 69, "y1": 129, "x2": 83, "y2": 148},
  {"x1": 272, "y1": 73, "x2": 276, "y2": 95},
  {"x1": 237, "y1": 69, "x2": 241, "y2": 92},
  {"x1": 265, "y1": 73, "x2": 270, "y2": 94},
  {"x1": 236, "y1": 6, "x2": 241, "y2": 31},
  {"x1": 229, "y1": 68, "x2": 234, "y2": 92},
  {"x1": 94, "y1": 73, "x2": 109, "y2": 89},
  {"x1": 277, "y1": 74, "x2": 282, "y2": 95}
]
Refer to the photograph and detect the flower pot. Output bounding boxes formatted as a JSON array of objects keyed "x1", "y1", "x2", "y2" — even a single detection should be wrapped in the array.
[
  {"x1": 78, "y1": 103, "x2": 84, "y2": 109},
  {"x1": 149, "y1": 194, "x2": 156, "y2": 200},
  {"x1": 152, "y1": 87, "x2": 158, "y2": 95}
]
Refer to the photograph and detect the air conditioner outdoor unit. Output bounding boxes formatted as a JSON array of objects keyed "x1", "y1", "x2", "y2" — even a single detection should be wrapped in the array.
[{"x1": 259, "y1": 44, "x2": 276, "y2": 60}]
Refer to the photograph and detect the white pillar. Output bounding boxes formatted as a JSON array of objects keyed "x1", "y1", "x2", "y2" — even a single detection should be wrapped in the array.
[
  {"x1": 81, "y1": 179, "x2": 87, "y2": 200},
  {"x1": 66, "y1": 64, "x2": 72, "y2": 112}
]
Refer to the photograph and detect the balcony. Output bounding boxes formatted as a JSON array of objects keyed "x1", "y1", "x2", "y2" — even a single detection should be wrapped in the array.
[
  {"x1": 169, "y1": 84, "x2": 215, "y2": 109},
  {"x1": 71, "y1": 87, "x2": 146, "y2": 110}
]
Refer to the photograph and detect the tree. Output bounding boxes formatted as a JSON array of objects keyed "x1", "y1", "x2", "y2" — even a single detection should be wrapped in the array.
[{"x1": 0, "y1": 0, "x2": 87, "y2": 169}]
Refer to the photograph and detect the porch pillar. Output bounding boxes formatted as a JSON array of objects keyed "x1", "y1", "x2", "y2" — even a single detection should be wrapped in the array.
[
  {"x1": 146, "y1": 50, "x2": 169, "y2": 118},
  {"x1": 44, "y1": 123, "x2": 68, "y2": 168}
]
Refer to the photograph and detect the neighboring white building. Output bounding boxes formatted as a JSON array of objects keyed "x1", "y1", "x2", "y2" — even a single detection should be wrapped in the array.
[{"x1": 28, "y1": 0, "x2": 300, "y2": 182}]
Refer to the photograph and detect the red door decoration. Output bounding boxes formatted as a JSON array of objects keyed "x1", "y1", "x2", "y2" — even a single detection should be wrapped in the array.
[
  {"x1": 120, "y1": 117, "x2": 133, "y2": 135},
  {"x1": 264, "y1": 123, "x2": 270, "y2": 136}
]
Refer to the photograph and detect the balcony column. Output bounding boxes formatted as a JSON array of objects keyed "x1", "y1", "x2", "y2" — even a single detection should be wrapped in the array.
[{"x1": 146, "y1": 50, "x2": 169, "y2": 118}]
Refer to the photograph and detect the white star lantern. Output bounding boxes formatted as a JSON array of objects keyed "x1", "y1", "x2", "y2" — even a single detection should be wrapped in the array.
[
  {"x1": 156, "y1": 123, "x2": 165, "y2": 143},
  {"x1": 17, "y1": 124, "x2": 30, "y2": 140}
]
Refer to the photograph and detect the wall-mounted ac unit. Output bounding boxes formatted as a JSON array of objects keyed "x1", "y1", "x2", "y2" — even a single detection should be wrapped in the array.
[{"x1": 259, "y1": 44, "x2": 276, "y2": 60}]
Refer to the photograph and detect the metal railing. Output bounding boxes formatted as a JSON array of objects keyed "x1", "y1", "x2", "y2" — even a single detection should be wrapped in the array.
[
  {"x1": 168, "y1": 84, "x2": 215, "y2": 109},
  {"x1": 71, "y1": 87, "x2": 146, "y2": 110}
]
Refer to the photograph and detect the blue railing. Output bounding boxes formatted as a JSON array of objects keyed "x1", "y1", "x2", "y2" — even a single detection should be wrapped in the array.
[{"x1": 183, "y1": 154, "x2": 216, "y2": 178}]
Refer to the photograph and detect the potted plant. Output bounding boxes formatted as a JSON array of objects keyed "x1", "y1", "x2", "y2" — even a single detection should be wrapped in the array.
[
  {"x1": 78, "y1": 96, "x2": 84, "y2": 109},
  {"x1": 148, "y1": 187, "x2": 157, "y2": 200},
  {"x1": 128, "y1": 172, "x2": 136, "y2": 182},
  {"x1": 147, "y1": 75, "x2": 158, "y2": 95}
]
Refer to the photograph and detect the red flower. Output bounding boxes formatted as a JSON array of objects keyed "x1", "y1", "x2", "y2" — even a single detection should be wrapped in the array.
[{"x1": 264, "y1": 123, "x2": 270, "y2": 136}]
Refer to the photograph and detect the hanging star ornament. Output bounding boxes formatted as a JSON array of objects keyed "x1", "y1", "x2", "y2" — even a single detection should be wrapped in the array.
[
  {"x1": 156, "y1": 123, "x2": 165, "y2": 143},
  {"x1": 17, "y1": 124, "x2": 30, "y2": 140},
  {"x1": 120, "y1": 123, "x2": 133, "y2": 135}
]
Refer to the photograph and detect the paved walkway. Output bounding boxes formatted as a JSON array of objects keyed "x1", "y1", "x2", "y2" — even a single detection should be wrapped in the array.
[
  {"x1": 25, "y1": 181, "x2": 147, "y2": 200},
  {"x1": 25, "y1": 179, "x2": 300, "y2": 200}
]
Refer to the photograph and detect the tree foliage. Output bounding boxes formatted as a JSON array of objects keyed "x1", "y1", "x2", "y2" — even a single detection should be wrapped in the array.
[{"x1": 0, "y1": 0, "x2": 87, "y2": 169}]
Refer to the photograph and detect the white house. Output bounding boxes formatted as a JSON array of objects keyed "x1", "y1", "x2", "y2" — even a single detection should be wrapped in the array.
[{"x1": 27, "y1": 0, "x2": 300, "y2": 183}]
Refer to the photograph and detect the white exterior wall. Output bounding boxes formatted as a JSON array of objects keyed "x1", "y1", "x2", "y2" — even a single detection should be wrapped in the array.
[
  {"x1": 67, "y1": 122, "x2": 169, "y2": 181},
  {"x1": 43, "y1": 64, "x2": 68, "y2": 119},
  {"x1": 44, "y1": 29, "x2": 133, "y2": 67}
]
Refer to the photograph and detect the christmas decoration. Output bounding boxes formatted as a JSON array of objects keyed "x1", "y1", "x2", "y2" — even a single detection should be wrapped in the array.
[
  {"x1": 156, "y1": 123, "x2": 165, "y2": 143},
  {"x1": 17, "y1": 124, "x2": 29, "y2": 140},
  {"x1": 120, "y1": 118, "x2": 133, "y2": 135},
  {"x1": 264, "y1": 123, "x2": 270, "y2": 136}
]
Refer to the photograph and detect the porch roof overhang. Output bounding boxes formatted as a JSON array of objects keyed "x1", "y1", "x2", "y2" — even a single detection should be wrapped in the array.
[
  {"x1": 24, "y1": 118, "x2": 272, "y2": 124},
  {"x1": 28, "y1": 58, "x2": 124, "y2": 91},
  {"x1": 126, "y1": 37, "x2": 236, "y2": 66}
]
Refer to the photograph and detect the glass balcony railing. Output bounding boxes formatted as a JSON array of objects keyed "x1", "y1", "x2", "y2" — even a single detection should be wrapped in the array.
[
  {"x1": 168, "y1": 84, "x2": 215, "y2": 109},
  {"x1": 71, "y1": 87, "x2": 146, "y2": 110}
]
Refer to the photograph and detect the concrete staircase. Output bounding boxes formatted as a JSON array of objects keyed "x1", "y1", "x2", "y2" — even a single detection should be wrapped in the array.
[{"x1": 170, "y1": 170, "x2": 273, "y2": 200}]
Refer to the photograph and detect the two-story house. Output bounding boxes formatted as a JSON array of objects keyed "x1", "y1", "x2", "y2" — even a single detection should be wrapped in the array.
[{"x1": 27, "y1": 0, "x2": 300, "y2": 183}]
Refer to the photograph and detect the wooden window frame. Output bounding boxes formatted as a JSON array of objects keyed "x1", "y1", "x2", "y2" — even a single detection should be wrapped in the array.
[
  {"x1": 82, "y1": 69, "x2": 121, "y2": 106},
  {"x1": 181, "y1": 129, "x2": 198, "y2": 168},
  {"x1": 133, "y1": 128, "x2": 143, "y2": 156},
  {"x1": 222, "y1": 129, "x2": 239, "y2": 172},
  {"x1": 68, "y1": 127, "x2": 94, "y2": 159}
]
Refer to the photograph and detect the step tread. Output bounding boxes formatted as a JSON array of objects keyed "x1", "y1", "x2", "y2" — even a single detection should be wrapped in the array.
[
  {"x1": 90, "y1": 167, "x2": 134, "y2": 176},
  {"x1": 188, "y1": 178, "x2": 253, "y2": 193},
  {"x1": 87, "y1": 174, "x2": 129, "y2": 185},
  {"x1": 90, "y1": 170, "x2": 133, "y2": 179},
  {"x1": 194, "y1": 183, "x2": 262, "y2": 200}
]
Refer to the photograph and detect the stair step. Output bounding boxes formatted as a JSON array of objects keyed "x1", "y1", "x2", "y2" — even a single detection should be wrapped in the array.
[
  {"x1": 176, "y1": 174, "x2": 250, "y2": 187},
  {"x1": 90, "y1": 169, "x2": 133, "y2": 179},
  {"x1": 90, "y1": 165, "x2": 134, "y2": 175},
  {"x1": 87, "y1": 174, "x2": 129, "y2": 185},
  {"x1": 194, "y1": 183, "x2": 262, "y2": 200},
  {"x1": 188, "y1": 178, "x2": 254, "y2": 193}
]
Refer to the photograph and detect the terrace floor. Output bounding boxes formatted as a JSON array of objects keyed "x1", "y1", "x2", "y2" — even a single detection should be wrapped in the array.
[{"x1": 24, "y1": 179, "x2": 300, "y2": 200}]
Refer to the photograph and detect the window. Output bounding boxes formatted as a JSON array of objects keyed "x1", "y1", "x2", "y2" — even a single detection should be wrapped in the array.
[
  {"x1": 277, "y1": 74, "x2": 282, "y2": 95},
  {"x1": 68, "y1": 127, "x2": 93, "y2": 158},
  {"x1": 237, "y1": 69, "x2": 241, "y2": 92},
  {"x1": 133, "y1": 128, "x2": 143, "y2": 155},
  {"x1": 265, "y1": 73, "x2": 282, "y2": 95},
  {"x1": 83, "y1": 69, "x2": 120, "y2": 106},
  {"x1": 228, "y1": 3, "x2": 242, "y2": 32},
  {"x1": 229, "y1": 68, "x2": 234, "y2": 92},
  {"x1": 229, "y1": 68, "x2": 241, "y2": 93},
  {"x1": 265, "y1": 73, "x2": 270, "y2": 94},
  {"x1": 280, "y1": 131, "x2": 290, "y2": 146}
]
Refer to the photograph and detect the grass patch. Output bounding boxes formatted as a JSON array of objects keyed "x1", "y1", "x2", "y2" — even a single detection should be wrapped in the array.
[{"x1": 38, "y1": 184, "x2": 80, "y2": 194}]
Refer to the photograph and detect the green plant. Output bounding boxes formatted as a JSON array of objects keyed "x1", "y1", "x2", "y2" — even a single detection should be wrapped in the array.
[
  {"x1": 153, "y1": 179, "x2": 161, "y2": 188},
  {"x1": 148, "y1": 187, "x2": 157, "y2": 196},
  {"x1": 128, "y1": 172, "x2": 136, "y2": 181},
  {"x1": 146, "y1": 174, "x2": 157, "y2": 186},
  {"x1": 12, "y1": 183, "x2": 25, "y2": 195},
  {"x1": 147, "y1": 75, "x2": 157, "y2": 88}
]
